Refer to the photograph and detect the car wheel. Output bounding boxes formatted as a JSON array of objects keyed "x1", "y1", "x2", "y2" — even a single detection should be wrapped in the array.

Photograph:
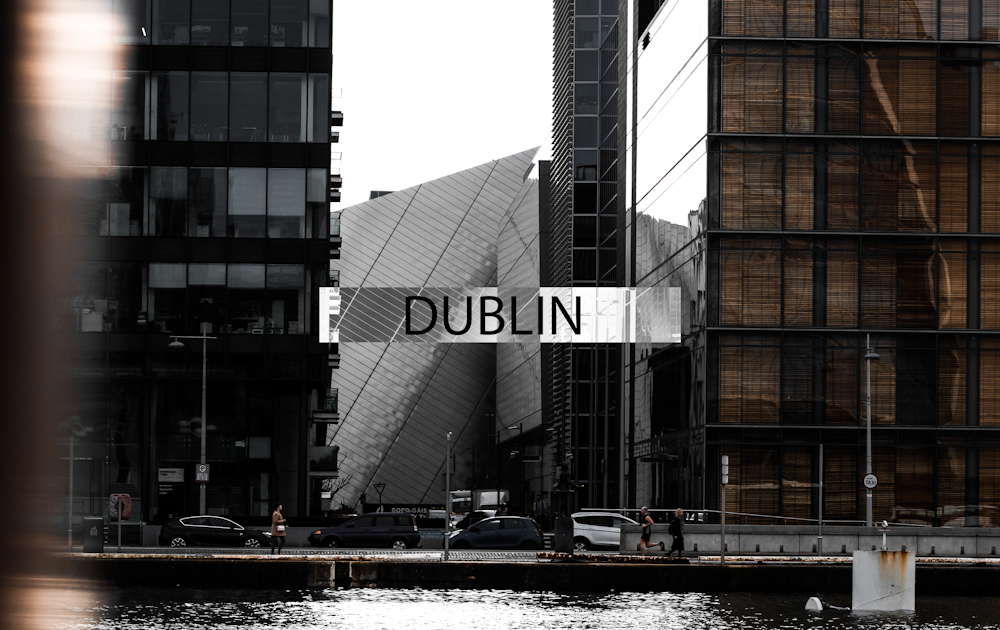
[
  {"x1": 453, "y1": 540, "x2": 471, "y2": 549},
  {"x1": 244, "y1": 538, "x2": 261, "y2": 548},
  {"x1": 170, "y1": 537, "x2": 187, "y2": 547},
  {"x1": 324, "y1": 537, "x2": 340, "y2": 548},
  {"x1": 573, "y1": 538, "x2": 590, "y2": 552},
  {"x1": 390, "y1": 538, "x2": 408, "y2": 550},
  {"x1": 519, "y1": 540, "x2": 540, "y2": 550}
]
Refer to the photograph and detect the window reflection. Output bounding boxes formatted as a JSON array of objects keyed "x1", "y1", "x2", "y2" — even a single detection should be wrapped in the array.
[
  {"x1": 229, "y1": 168, "x2": 266, "y2": 237},
  {"x1": 308, "y1": 0, "x2": 329, "y2": 47},
  {"x1": 112, "y1": 72, "x2": 148, "y2": 141},
  {"x1": 271, "y1": 0, "x2": 307, "y2": 47},
  {"x1": 149, "y1": 167, "x2": 187, "y2": 236},
  {"x1": 113, "y1": 0, "x2": 150, "y2": 44},
  {"x1": 151, "y1": 72, "x2": 189, "y2": 141},
  {"x1": 105, "y1": 168, "x2": 147, "y2": 236},
  {"x1": 230, "y1": 73, "x2": 267, "y2": 141},
  {"x1": 232, "y1": 0, "x2": 268, "y2": 47},
  {"x1": 152, "y1": 0, "x2": 190, "y2": 45},
  {"x1": 268, "y1": 169, "x2": 305, "y2": 238},
  {"x1": 191, "y1": 72, "x2": 228, "y2": 141},
  {"x1": 192, "y1": 0, "x2": 229, "y2": 46},
  {"x1": 189, "y1": 168, "x2": 227, "y2": 237},
  {"x1": 306, "y1": 169, "x2": 328, "y2": 238},
  {"x1": 269, "y1": 73, "x2": 306, "y2": 142}
]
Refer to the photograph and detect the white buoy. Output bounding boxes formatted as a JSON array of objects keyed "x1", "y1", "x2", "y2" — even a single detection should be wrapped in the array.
[{"x1": 805, "y1": 597, "x2": 824, "y2": 611}]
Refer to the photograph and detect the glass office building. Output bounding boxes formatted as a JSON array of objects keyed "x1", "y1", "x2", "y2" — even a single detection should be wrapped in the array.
[
  {"x1": 68, "y1": 0, "x2": 336, "y2": 524},
  {"x1": 547, "y1": 0, "x2": 628, "y2": 511},
  {"x1": 628, "y1": 0, "x2": 1000, "y2": 525}
]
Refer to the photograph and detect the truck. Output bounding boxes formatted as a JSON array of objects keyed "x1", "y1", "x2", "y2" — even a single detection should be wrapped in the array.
[{"x1": 449, "y1": 489, "x2": 509, "y2": 513}]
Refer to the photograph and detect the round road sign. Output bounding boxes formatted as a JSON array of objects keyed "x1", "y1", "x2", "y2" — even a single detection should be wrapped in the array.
[{"x1": 863, "y1": 473, "x2": 878, "y2": 489}]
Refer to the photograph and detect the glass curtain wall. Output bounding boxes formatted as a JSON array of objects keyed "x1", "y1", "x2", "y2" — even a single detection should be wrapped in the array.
[{"x1": 708, "y1": 0, "x2": 1000, "y2": 526}]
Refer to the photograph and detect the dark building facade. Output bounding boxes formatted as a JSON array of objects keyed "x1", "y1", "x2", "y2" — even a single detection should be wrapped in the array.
[
  {"x1": 69, "y1": 0, "x2": 337, "y2": 525},
  {"x1": 626, "y1": 0, "x2": 1000, "y2": 526},
  {"x1": 546, "y1": 0, "x2": 628, "y2": 512}
]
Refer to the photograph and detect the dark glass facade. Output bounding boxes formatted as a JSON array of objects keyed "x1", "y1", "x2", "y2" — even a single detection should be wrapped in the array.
[
  {"x1": 69, "y1": 0, "x2": 334, "y2": 524},
  {"x1": 547, "y1": 0, "x2": 627, "y2": 511}
]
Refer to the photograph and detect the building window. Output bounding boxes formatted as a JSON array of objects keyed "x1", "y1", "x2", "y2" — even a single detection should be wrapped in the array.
[
  {"x1": 307, "y1": 74, "x2": 329, "y2": 142},
  {"x1": 112, "y1": 72, "x2": 148, "y2": 141},
  {"x1": 269, "y1": 73, "x2": 306, "y2": 142},
  {"x1": 192, "y1": 0, "x2": 229, "y2": 46},
  {"x1": 267, "y1": 168, "x2": 305, "y2": 238},
  {"x1": 308, "y1": 0, "x2": 329, "y2": 47},
  {"x1": 149, "y1": 167, "x2": 187, "y2": 236},
  {"x1": 151, "y1": 72, "x2": 189, "y2": 141},
  {"x1": 232, "y1": 0, "x2": 268, "y2": 47},
  {"x1": 229, "y1": 168, "x2": 266, "y2": 237},
  {"x1": 105, "y1": 168, "x2": 147, "y2": 236},
  {"x1": 575, "y1": 17, "x2": 600, "y2": 48},
  {"x1": 230, "y1": 73, "x2": 267, "y2": 142},
  {"x1": 190, "y1": 72, "x2": 229, "y2": 141},
  {"x1": 152, "y1": 0, "x2": 189, "y2": 44},
  {"x1": 188, "y1": 167, "x2": 227, "y2": 237},
  {"x1": 307, "y1": 169, "x2": 328, "y2": 238},
  {"x1": 270, "y1": 0, "x2": 307, "y2": 47}
]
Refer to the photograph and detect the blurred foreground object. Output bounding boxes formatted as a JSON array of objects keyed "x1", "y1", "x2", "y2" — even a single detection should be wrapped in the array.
[{"x1": 0, "y1": 0, "x2": 112, "y2": 628}]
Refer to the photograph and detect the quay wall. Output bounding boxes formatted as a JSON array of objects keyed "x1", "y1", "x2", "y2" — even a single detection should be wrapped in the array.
[{"x1": 56, "y1": 556, "x2": 1000, "y2": 596}]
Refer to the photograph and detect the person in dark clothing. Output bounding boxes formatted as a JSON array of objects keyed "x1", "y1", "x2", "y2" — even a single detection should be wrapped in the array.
[
  {"x1": 668, "y1": 508, "x2": 685, "y2": 557},
  {"x1": 636, "y1": 506, "x2": 665, "y2": 555}
]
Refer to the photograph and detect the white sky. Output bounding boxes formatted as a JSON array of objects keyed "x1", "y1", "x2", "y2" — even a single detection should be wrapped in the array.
[{"x1": 331, "y1": 1, "x2": 554, "y2": 208}]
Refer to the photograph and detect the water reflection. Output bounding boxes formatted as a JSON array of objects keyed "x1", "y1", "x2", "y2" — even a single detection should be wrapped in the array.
[{"x1": 52, "y1": 588, "x2": 1000, "y2": 630}]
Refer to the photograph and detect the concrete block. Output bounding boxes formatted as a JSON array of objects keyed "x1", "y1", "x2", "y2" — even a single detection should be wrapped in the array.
[
  {"x1": 851, "y1": 550, "x2": 915, "y2": 611},
  {"x1": 821, "y1": 535, "x2": 859, "y2": 554}
]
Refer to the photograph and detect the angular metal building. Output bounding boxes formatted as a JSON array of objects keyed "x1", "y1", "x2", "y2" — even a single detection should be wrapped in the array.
[{"x1": 328, "y1": 149, "x2": 539, "y2": 507}]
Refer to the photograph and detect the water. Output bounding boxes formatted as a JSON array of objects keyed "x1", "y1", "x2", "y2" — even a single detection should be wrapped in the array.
[{"x1": 54, "y1": 588, "x2": 1000, "y2": 630}]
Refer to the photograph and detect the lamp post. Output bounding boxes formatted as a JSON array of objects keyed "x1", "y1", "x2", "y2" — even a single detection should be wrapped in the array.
[
  {"x1": 864, "y1": 334, "x2": 880, "y2": 528},
  {"x1": 444, "y1": 432, "x2": 452, "y2": 562},
  {"x1": 169, "y1": 332, "x2": 216, "y2": 515}
]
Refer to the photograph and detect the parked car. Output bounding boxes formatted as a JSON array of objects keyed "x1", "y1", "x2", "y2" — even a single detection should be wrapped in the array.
[
  {"x1": 307, "y1": 512, "x2": 420, "y2": 549},
  {"x1": 570, "y1": 512, "x2": 637, "y2": 551},
  {"x1": 158, "y1": 516, "x2": 271, "y2": 548},
  {"x1": 448, "y1": 516, "x2": 542, "y2": 550}
]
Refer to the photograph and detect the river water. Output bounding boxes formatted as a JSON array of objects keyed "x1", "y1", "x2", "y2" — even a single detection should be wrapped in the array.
[{"x1": 53, "y1": 588, "x2": 1000, "y2": 630}]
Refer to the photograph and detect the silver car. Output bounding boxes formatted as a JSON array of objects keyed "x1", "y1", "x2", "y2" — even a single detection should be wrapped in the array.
[{"x1": 570, "y1": 512, "x2": 637, "y2": 551}]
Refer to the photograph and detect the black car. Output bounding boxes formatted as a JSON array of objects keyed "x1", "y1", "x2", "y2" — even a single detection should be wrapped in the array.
[
  {"x1": 158, "y1": 516, "x2": 271, "y2": 548},
  {"x1": 448, "y1": 516, "x2": 543, "y2": 549},
  {"x1": 308, "y1": 512, "x2": 420, "y2": 549}
]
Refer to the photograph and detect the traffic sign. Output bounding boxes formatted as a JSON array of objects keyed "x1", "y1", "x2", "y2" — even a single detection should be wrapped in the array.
[
  {"x1": 196, "y1": 463, "x2": 210, "y2": 483},
  {"x1": 863, "y1": 473, "x2": 878, "y2": 489}
]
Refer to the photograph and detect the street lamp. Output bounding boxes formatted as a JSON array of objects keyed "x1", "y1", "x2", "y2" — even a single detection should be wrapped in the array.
[
  {"x1": 169, "y1": 332, "x2": 216, "y2": 515},
  {"x1": 864, "y1": 334, "x2": 880, "y2": 528},
  {"x1": 373, "y1": 481, "x2": 387, "y2": 511}
]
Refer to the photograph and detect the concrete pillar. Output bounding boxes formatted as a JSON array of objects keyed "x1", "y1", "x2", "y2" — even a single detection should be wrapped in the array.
[{"x1": 851, "y1": 550, "x2": 915, "y2": 611}]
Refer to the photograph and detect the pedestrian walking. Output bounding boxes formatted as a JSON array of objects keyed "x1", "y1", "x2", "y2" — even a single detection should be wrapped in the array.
[
  {"x1": 668, "y1": 508, "x2": 685, "y2": 558},
  {"x1": 271, "y1": 503, "x2": 287, "y2": 555},
  {"x1": 532, "y1": 494, "x2": 549, "y2": 530},
  {"x1": 635, "y1": 506, "x2": 665, "y2": 555}
]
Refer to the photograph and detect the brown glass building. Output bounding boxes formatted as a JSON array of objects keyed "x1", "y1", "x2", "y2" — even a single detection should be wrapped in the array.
[{"x1": 624, "y1": 0, "x2": 1000, "y2": 526}]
